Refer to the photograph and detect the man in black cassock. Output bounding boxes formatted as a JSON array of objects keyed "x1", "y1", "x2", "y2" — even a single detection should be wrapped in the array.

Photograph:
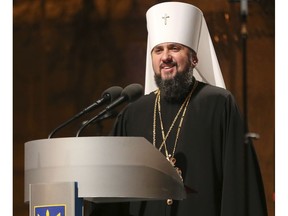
[
  {"x1": 92, "y1": 2, "x2": 268, "y2": 216},
  {"x1": 112, "y1": 80, "x2": 268, "y2": 216}
]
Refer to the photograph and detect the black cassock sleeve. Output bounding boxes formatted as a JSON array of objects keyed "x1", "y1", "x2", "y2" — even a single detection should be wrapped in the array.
[{"x1": 220, "y1": 94, "x2": 268, "y2": 216}]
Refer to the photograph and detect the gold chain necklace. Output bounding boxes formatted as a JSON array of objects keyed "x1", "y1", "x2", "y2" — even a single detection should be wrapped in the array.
[{"x1": 153, "y1": 80, "x2": 198, "y2": 161}]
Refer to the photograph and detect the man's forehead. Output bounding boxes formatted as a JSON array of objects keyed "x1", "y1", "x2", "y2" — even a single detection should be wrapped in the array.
[{"x1": 153, "y1": 42, "x2": 185, "y2": 48}]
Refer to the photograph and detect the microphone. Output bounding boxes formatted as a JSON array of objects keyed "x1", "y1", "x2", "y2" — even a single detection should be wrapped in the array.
[
  {"x1": 78, "y1": 86, "x2": 123, "y2": 114},
  {"x1": 76, "y1": 83, "x2": 143, "y2": 137},
  {"x1": 48, "y1": 86, "x2": 123, "y2": 138}
]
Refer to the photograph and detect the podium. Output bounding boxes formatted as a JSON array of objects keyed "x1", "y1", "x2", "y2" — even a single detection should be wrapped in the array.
[{"x1": 25, "y1": 137, "x2": 186, "y2": 215}]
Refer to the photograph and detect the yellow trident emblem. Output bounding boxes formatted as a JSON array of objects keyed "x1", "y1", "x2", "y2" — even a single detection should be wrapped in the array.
[{"x1": 37, "y1": 209, "x2": 61, "y2": 216}]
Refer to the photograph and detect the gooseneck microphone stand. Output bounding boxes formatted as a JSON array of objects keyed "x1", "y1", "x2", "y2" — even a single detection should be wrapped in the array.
[{"x1": 240, "y1": 0, "x2": 260, "y2": 143}]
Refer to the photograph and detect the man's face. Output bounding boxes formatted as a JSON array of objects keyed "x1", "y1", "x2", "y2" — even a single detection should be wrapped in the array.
[
  {"x1": 151, "y1": 42, "x2": 193, "y2": 80},
  {"x1": 151, "y1": 42, "x2": 198, "y2": 102}
]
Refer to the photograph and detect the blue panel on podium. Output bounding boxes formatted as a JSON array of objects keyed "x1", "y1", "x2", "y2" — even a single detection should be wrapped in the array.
[
  {"x1": 29, "y1": 182, "x2": 83, "y2": 216},
  {"x1": 35, "y1": 205, "x2": 65, "y2": 216}
]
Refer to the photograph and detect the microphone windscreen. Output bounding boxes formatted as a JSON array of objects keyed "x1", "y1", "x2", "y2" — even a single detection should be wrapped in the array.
[
  {"x1": 101, "y1": 86, "x2": 123, "y2": 101},
  {"x1": 122, "y1": 83, "x2": 144, "y2": 102}
]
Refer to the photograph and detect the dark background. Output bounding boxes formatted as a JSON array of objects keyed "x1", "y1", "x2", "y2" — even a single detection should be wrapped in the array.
[{"x1": 13, "y1": 0, "x2": 275, "y2": 215}]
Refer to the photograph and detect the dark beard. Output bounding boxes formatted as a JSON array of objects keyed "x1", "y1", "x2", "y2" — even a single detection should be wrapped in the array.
[{"x1": 154, "y1": 68, "x2": 194, "y2": 103}]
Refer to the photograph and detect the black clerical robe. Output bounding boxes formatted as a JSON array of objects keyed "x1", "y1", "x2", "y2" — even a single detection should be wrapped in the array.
[{"x1": 110, "y1": 81, "x2": 267, "y2": 216}]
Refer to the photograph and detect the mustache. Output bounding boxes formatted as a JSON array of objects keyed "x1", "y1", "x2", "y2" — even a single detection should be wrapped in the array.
[{"x1": 160, "y1": 61, "x2": 177, "y2": 68}]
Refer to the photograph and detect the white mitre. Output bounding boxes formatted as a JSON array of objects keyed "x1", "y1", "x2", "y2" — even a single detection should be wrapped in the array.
[{"x1": 144, "y1": 2, "x2": 226, "y2": 94}]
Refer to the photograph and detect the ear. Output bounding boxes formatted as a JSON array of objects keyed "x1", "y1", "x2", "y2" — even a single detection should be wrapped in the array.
[{"x1": 191, "y1": 55, "x2": 198, "y2": 67}]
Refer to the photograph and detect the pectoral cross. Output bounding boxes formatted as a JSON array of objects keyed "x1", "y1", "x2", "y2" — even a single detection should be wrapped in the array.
[
  {"x1": 167, "y1": 154, "x2": 176, "y2": 167},
  {"x1": 162, "y1": 14, "x2": 170, "y2": 25}
]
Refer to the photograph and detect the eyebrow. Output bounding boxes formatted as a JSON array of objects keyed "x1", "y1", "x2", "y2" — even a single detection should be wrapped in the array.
[{"x1": 152, "y1": 43, "x2": 184, "y2": 51}]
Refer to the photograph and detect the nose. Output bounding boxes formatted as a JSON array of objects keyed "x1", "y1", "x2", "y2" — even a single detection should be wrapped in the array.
[{"x1": 161, "y1": 50, "x2": 172, "y2": 62}]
